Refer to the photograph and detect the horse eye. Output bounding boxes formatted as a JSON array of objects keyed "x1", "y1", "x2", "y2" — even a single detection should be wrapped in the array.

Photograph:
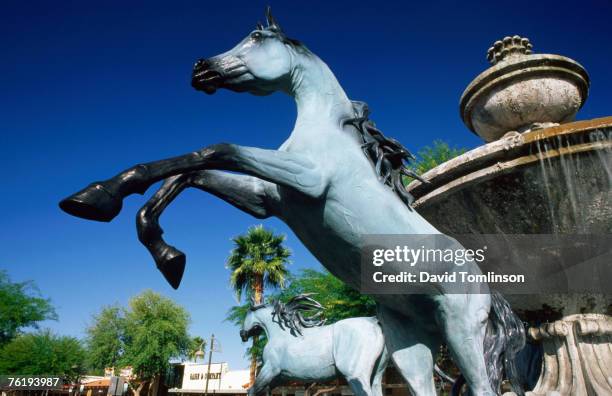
[{"x1": 251, "y1": 32, "x2": 263, "y2": 41}]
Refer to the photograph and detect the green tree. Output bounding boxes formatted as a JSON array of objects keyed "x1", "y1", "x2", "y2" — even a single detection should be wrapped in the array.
[
  {"x1": 277, "y1": 269, "x2": 376, "y2": 323},
  {"x1": 227, "y1": 225, "x2": 290, "y2": 385},
  {"x1": 0, "y1": 270, "x2": 57, "y2": 346},
  {"x1": 85, "y1": 305, "x2": 125, "y2": 374},
  {"x1": 86, "y1": 290, "x2": 191, "y2": 396},
  {"x1": 0, "y1": 329, "x2": 85, "y2": 381},
  {"x1": 408, "y1": 140, "x2": 467, "y2": 179},
  {"x1": 123, "y1": 291, "x2": 191, "y2": 396}
]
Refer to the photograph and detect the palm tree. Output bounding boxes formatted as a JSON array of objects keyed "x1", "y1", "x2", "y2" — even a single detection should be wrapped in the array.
[
  {"x1": 187, "y1": 336, "x2": 206, "y2": 362},
  {"x1": 227, "y1": 225, "x2": 290, "y2": 385}
]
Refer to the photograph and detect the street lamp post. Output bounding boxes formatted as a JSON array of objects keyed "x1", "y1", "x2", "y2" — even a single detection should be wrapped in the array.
[{"x1": 203, "y1": 334, "x2": 215, "y2": 396}]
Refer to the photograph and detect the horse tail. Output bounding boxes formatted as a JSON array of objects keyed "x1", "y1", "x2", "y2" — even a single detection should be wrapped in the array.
[
  {"x1": 485, "y1": 291, "x2": 526, "y2": 395},
  {"x1": 451, "y1": 374, "x2": 466, "y2": 396},
  {"x1": 452, "y1": 291, "x2": 526, "y2": 396},
  {"x1": 434, "y1": 364, "x2": 455, "y2": 384}
]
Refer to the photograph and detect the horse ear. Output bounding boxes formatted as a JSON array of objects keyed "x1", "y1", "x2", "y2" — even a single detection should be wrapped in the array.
[
  {"x1": 256, "y1": 21, "x2": 264, "y2": 30},
  {"x1": 265, "y1": 6, "x2": 282, "y2": 32},
  {"x1": 249, "y1": 295, "x2": 267, "y2": 310}
]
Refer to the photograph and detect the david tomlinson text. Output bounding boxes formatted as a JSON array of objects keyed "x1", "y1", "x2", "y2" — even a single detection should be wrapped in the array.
[{"x1": 372, "y1": 271, "x2": 525, "y2": 284}]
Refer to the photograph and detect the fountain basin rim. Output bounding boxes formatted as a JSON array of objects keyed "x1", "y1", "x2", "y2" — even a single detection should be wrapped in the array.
[
  {"x1": 407, "y1": 116, "x2": 612, "y2": 205},
  {"x1": 459, "y1": 54, "x2": 590, "y2": 136},
  {"x1": 528, "y1": 313, "x2": 612, "y2": 341},
  {"x1": 410, "y1": 139, "x2": 611, "y2": 208}
]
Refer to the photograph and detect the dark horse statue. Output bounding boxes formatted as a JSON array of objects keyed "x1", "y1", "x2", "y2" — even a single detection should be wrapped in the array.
[{"x1": 60, "y1": 8, "x2": 524, "y2": 396}]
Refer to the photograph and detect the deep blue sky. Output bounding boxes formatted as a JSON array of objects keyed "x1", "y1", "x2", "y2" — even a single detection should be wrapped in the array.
[{"x1": 2, "y1": 1, "x2": 611, "y2": 369}]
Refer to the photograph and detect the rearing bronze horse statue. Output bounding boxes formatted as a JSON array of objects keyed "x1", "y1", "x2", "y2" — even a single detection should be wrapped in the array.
[{"x1": 60, "y1": 8, "x2": 525, "y2": 396}]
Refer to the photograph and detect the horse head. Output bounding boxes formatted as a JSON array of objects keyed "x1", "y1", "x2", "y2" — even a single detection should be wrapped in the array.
[
  {"x1": 192, "y1": 7, "x2": 305, "y2": 96},
  {"x1": 240, "y1": 296, "x2": 269, "y2": 342}
]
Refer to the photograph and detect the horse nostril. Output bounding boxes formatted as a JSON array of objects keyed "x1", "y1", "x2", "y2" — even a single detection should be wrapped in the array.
[
  {"x1": 194, "y1": 58, "x2": 210, "y2": 67},
  {"x1": 194, "y1": 58, "x2": 208, "y2": 70}
]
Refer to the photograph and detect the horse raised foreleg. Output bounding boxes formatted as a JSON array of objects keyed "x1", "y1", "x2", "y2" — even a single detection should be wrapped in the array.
[
  {"x1": 60, "y1": 143, "x2": 324, "y2": 222},
  {"x1": 248, "y1": 363, "x2": 280, "y2": 396},
  {"x1": 137, "y1": 170, "x2": 278, "y2": 288},
  {"x1": 371, "y1": 345, "x2": 389, "y2": 396}
]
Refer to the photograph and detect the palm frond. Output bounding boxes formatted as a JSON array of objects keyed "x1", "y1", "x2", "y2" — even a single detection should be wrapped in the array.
[{"x1": 227, "y1": 225, "x2": 290, "y2": 303}]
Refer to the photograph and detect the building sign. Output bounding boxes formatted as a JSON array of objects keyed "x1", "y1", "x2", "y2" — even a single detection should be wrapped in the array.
[
  {"x1": 189, "y1": 373, "x2": 221, "y2": 380},
  {"x1": 119, "y1": 367, "x2": 133, "y2": 379},
  {"x1": 181, "y1": 363, "x2": 229, "y2": 390}
]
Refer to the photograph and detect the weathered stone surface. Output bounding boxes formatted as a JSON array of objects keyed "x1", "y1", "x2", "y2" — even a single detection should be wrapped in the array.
[
  {"x1": 407, "y1": 118, "x2": 612, "y2": 395},
  {"x1": 525, "y1": 314, "x2": 612, "y2": 396},
  {"x1": 408, "y1": 118, "x2": 612, "y2": 235},
  {"x1": 470, "y1": 77, "x2": 582, "y2": 141},
  {"x1": 408, "y1": 119, "x2": 612, "y2": 306},
  {"x1": 413, "y1": 143, "x2": 611, "y2": 234},
  {"x1": 487, "y1": 35, "x2": 534, "y2": 66},
  {"x1": 460, "y1": 36, "x2": 589, "y2": 142}
]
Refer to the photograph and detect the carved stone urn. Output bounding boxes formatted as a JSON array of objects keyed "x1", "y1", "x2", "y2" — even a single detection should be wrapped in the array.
[{"x1": 460, "y1": 36, "x2": 590, "y2": 142}]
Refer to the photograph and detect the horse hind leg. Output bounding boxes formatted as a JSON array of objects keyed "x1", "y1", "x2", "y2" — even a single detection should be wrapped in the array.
[
  {"x1": 377, "y1": 305, "x2": 438, "y2": 396},
  {"x1": 438, "y1": 294, "x2": 495, "y2": 396},
  {"x1": 389, "y1": 344, "x2": 437, "y2": 396}
]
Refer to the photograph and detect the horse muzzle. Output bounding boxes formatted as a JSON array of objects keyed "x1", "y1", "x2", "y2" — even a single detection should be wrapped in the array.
[
  {"x1": 240, "y1": 325, "x2": 262, "y2": 341},
  {"x1": 191, "y1": 58, "x2": 222, "y2": 94}
]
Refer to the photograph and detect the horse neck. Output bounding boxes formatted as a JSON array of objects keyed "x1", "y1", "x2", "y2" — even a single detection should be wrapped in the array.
[{"x1": 288, "y1": 52, "x2": 354, "y2": 133}]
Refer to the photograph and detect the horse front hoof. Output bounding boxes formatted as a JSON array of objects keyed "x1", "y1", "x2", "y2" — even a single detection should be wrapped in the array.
[
  {"x1": 155, "y1": 246, "x2": 186, "y2": 289},
  {"x1": 59, "y1": 183, "x2": 122, "y2": 222}
]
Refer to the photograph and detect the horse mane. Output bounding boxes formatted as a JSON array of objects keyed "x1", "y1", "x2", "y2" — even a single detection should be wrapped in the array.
[
  {"x1": 272, "y1": 294, "x2": 326, "y2": 336},
  {"x1": 343, "y1": 101, "x2": 425, "y2": 209}
]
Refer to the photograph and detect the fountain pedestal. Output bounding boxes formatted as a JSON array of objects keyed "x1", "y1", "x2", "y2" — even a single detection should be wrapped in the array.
[{"x1": 527, "y1": 314, "x2": 612, "y2": 396}]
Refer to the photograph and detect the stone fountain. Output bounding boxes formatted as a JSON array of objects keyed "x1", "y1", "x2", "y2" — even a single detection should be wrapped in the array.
[{"x1": 407, "y1": 36, "x2": 611, "y2": 395}]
